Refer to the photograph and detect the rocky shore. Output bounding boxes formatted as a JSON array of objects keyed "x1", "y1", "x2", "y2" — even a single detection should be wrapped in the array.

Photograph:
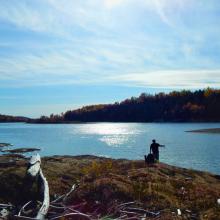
[
  {"x1": 186, "y1": 128, "x2": 220, "y2": 134},
  {"x1": 0, "y1": 154, "x2": 220, "y2": 219}
]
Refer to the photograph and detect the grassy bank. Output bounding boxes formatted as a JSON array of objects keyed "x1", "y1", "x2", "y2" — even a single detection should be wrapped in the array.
[{"x1": 0, "y1": 155, "x2": 220, "y2": 219}]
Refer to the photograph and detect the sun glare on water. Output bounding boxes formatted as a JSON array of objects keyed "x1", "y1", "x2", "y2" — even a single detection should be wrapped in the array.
[{"x1": 76, "y1": 123, "x2": 141, "y2": 147}]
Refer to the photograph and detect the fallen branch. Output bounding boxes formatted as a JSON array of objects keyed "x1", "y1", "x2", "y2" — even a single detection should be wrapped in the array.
[
  {"x1": 64, "y1": 184, "x2": 76, "y2": 199},
  {"x1": 118, "y1": 201, "x2": 136, "y2": 207},
  {"x1": 49, "y1": 205, "x2": 65, "y2": 209},
  {"x1": 50, "y1": 184, "x2": 76, "y2": 204},
  {"x1": 24, "y1": 154, "x2": 50, "y2": 220},
  {"x1": 18, "y1": 201, "x2": 32, "y2": 216},
  {"x1": 50, "y1": 212, "x2": 92, "y2": 220},
  {"x1": 35, "y1": 169, "x2": 50, "y2": 219},
  {"x1": 14, "y1": 215, "x2": 38, "y2": 220},
  {"x1": 0, "y1": 203, "x2": 13, "y2": 207},
  {"x1": 125, "y1": 207, "x2": 160, "y2": 217},
  {"x1": 67, "y1": 208, "x2": 91, "y2": 217},
  {"x1": 50, "y1": 195, "x2": 65, "y2": 204},
  {"x1": 120, "y1": 210, "x2": 139, "y2": 215}
]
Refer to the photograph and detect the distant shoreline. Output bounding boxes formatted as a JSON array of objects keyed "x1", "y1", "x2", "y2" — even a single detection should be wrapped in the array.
[
  {"x1": 1, "y1": 88, "x2": 220, "y2": 123},
  {"x1": 186, "y1": 128, "x2": 220, "y2": 133},
  {"x1": 1, "y1": 121, "x2": 220, "y2": 124}
]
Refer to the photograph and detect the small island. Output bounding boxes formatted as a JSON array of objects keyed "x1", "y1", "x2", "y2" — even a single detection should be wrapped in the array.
[{"x1": 186, "y1": 128, "x2": 220, "y2": 134}]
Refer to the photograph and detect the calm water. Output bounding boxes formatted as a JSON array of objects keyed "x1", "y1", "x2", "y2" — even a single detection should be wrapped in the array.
[{"x1": 0, "y1": 122, "x2": 220, "y2": 174}]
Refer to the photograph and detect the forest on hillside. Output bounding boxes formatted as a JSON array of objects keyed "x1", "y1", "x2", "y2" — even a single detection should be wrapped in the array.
[
  {"x1": 0, "y1": 114, "x2": 29, "y2": 123},
  {"x1": 32, "y1": 88, "x2": 220, "y2": 123}
]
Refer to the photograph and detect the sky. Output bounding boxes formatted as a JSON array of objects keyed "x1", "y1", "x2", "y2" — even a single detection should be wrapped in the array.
[{"x1": 0, "y1": 0, "x2": 220, "y2": 117}]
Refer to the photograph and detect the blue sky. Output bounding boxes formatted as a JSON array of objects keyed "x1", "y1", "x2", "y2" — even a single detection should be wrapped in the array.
[{"x1": 0, "y1": 0, "x2": 220, "y2": 117}]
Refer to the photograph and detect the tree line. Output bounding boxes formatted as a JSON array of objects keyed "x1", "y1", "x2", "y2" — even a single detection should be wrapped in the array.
[
  {"x1": 0, "y1": 114, "x2": 29, "y2": 123},
  {"x1": 31, "y1": 88, "x2": 220, "y2": 123}
]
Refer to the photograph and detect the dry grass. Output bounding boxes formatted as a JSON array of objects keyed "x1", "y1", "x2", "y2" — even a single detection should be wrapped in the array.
[{"x1": 1, "y1": 155, "x2": 220, "y2": 219}]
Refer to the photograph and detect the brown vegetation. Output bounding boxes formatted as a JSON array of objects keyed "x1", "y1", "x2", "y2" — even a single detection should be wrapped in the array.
[{"x1": 0, "y1": 155, "x2": 220, "y2": 219}]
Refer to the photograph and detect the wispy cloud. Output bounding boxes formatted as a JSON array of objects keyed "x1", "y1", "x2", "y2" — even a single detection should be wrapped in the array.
[
  {"x1": 0, "y1": 0, "x2": 220, "y2": 89},
  {"x1": 107, "y1": 70, "x2": 220, "y2": 88}
]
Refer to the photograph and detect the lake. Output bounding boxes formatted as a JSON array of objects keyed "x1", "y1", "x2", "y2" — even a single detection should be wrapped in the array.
[{"x1": 0, "y1": 122, "x2": 220, "y2": 174}]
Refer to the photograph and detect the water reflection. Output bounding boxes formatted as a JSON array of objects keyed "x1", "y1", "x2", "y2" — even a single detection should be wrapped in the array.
[
  {"x1": 99, "y1": 135, "x2": 129, "y2": 147},
  {"x1": 76, "y1": 123, "x2": 139, "y2": 135},
  {"x1": 1, "y1": 123, "x2": 220, "y2": 174},
  {"x1": 75, "y1": 123, "x2": 141, "y2": 147}
]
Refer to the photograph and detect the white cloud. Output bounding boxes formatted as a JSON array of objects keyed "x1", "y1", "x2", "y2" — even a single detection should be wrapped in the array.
[
  {"x1": 0, "y1": 0, "x2": 191, "y2": 34},
  {"x1": 107, "y1": 70, "x2": 220, "y2": 88},
  {"x1": 152, "y1": 0, "x2": 193, "y2": 27},
  {"x1": 104, "y1": 0, "x2": 127, "y2": 9},
  {"x1": 0, "y1": 1, "x2": 51, "y2": 32},
  {"x1": 0, "y1": 0, "x2": 219, "y2": 90}
]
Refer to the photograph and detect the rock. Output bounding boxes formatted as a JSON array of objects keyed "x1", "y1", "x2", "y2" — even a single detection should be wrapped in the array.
[
  {"x1": 0, "y1": 143, "x2": 13, "y2": 148},
  {"x1": 1, "y1": 154, "x2": 26, "y2": 159},
  {"x1": 2, "y1": 148, "x2": 40, "y2": 154},
  {"x1": 0, "y1": 208, "x2": 9, "y2": 218}
]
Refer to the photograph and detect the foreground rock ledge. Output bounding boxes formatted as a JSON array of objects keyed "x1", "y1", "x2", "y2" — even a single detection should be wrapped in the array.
[{"x1": 0, "y1": 155, "x2": 220, "y2": 219}]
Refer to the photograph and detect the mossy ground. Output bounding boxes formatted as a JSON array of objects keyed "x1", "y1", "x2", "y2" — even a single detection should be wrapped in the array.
[{"x1": 0, "y1": 155, "x2": 220, "y2": 219}]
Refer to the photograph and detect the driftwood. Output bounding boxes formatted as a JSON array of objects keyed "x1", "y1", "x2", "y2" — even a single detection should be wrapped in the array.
[
  {"x1": 18, "y1": 201, "x2": 32, "y2": 216},
  {"x1": 35, "y1": 169, "x2": 49, "y2": 219},
  {"x1": 0, "y1": 204, "x2": 13, "y2": 208},
  {"x1": 27, "y1": 154, "x2": 41, "y2": 177},
  {"x1": 18, "y1": 154, "x2": 50, "y2": 220}
]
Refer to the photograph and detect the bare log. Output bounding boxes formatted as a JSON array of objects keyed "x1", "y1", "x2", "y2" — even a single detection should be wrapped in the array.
[
  {"x1": 27, "y1": 154, "x2": 41, "y2": 177},
  {"x1": 35, "y1": 169, "x2": 50, "y2": 220},
  {"x1": 25, "y1": 154, "x2": 50, "y2": 220}
]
